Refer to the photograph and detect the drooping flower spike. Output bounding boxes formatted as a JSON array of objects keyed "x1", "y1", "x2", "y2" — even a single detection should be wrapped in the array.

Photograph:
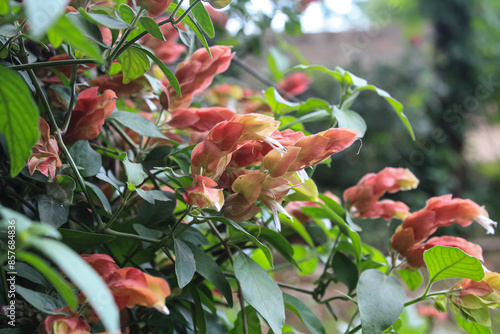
[
  {"x1": 27, "y1": 117, "x2": 62, "y2": 179},
  {"x1": 343, "y1": 167, "x2": 419, "y2": 220}
]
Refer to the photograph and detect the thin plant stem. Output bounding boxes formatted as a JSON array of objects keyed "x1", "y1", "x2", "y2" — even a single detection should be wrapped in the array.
[
  {"x1": 173, "y1": 0, "x2": 202, "y2": 24},
  {"x1": 345, "y1": 324, "x2": 361, "y2": 334},
  {"x1": 345, "y1": 309, "x2": 359, "y2": 334},
  {"x1": 404, "y1": 289, "x2": 462, "y2": 307},
  {"x1": 208, "y1": 221, "x2": 248, "y2": 334},
  {"x1": 232, "y1": 56, "x2": 302, "y2": 103},
  {"x1": 109, "y1": 120, "x2": 140, "y2": 156},
  {"x1": 61, "y1": 50, "x2": 79, "y2": 135},
  {"x1": 104, "y1": 228, "x2": 162, "y2": 244},
  {"x1": 103, "y1": 189, "x2": 132, "y2": 230},
  {"x1": 9, "y1": 59, "x2": 97, "y2": 71},
  {"x1": 18, "y1": 36, "x2": 106, "y2": 230},
  {"x1": 106, "y1": 7, "x2": 145, "y2": 65}
]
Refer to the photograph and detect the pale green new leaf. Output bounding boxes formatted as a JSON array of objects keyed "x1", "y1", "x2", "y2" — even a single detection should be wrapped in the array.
[
  {"x1": 191, "y1": 0, "x2": 215, "y2": 38},
  {"x1": 117, "y1": 47, "x2": 151, "y2": 84},
  {"x1": 424, "y1": 246, "x2": 484, "y2": 283}
]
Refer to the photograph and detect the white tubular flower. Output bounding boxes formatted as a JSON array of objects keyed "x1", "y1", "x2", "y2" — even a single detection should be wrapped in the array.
[
  {"x1": 475, "y1": 215, "x2": 498, "y2": 234},
  {"x1": 266, "y1": 200, "x2": 293, "y2": 232},
  {"x1": 264, "y1": 136, "x2": 287, "y2": 156}
]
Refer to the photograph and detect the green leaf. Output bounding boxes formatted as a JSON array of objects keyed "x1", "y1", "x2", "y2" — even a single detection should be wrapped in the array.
[
  {"x1": 25, "y1": 0, "x2": 67, "y2": 37},
  {"x1": 69, "y1": 140, "x2": 102, "y2": 177},
  {"x1": 0, "y1": 0, "x2": 9, "y2": 15},
  {"x1": 117, "y1": 47, "x2": 150, "y2": 84},
  {"x1": 264, "y1": 87, "x2": 300, "y2": 115},
  {"x1": 352, "y1": 84, "x2": 414, "y2": 140},
  {"x1": 118, "y1": 4, "x2": 135, "y2": 24},
  {"x1": 288, "y1": 64, "x2": 343, "y2": 83},
  {"x1": 292, "y1": 245, "x2": 318, "y2": 276},
  {"x1": 135, "y1": 188, "x2": 171, "y2": 204},
  {"x1": 453, "y1": 305, "x2": 492, "y2": 334},
  {"x1": 168, "y1": 4, "x2": 211, "y2": 57},
  {"x1": 331, "y1": 252, "x2": 358, "y2": 294},
  {"x1": 397, "y1": 269, "x2": 423, "y2": 291},
  {"x1": 15, "y1": 285, "x2": 64, "y2": 314},
  {"x1": 190, "y1": 0, "x2": 214, "y2": 38},
  {"x1": 283, "y1": 293, "x2": 325, "y2": 334},
  {"x1": 132, "y1": 45, "x2": 181, "y2": 96},
  {"x1": 137, "y1": 191, "x2": 177, "y2": 226},
  {"x1": 186, "y1": 242, "x2": 233, "y2": 306},
  {"x1": 139, "y1": 16, "x2": 165, "y2": 41},
  {"x1": 108, "y1": 110, "x2": 168, "y2": 139},
  {"x1": 59, "y1": 229, "x2": 116, "y2": 251},
  {"x1": 123, "y1": 157, "x2": 147, "y2": 187},
  {"x1": 332, "y1": 107, "x2": 366, "y2": 138},
  {"x1": 424, "y1": 246, "x2": 485, "y2": 283},
  {"x1": 357, "y1": 269, "x2": 406, "y2": 334},
  {"x1": 78, "y1": 8, "x2": 130, "y2": 29},
  {"x1": 244, "y1": 226, "x2": 299, "y2": 269},
  {"x1": 0, "y1": 65, "x2": 39, "y2": 177},
  {"x1": 6, "y1": 262, "x2": 47, "y2": 287},
  {"x1": 46, "y1": 175, "x2": 76, "y2": 205},
  {"x1": 30, "y1": 238, "x2": 119, "y2": 333},
  {"x1": 189, "y1": 285, "x2": 207, "y2": 333},
  {"x1": 17, "y1": 252, "x2": 77, "y2": 310},
  {"x1": 317, "y1": 204, "x2": 362, "y2": 261},
  {"x1": 36, "y1": 195, "x2": 69, "y2": 228},
  {"x1": 85, "y1": 181, "x2": 112, "y2": 214},
  {"x1": 229, "y1": 306, "x2": 262, "y2": 334},
  {"x1": 205, "y1": 0, "x2": 232, "y2": 9},
  {"x1": 234, "y1": 253, "x2": 285, "y2": 334},
  {"x1": 174, "y1": 238, "x2": 196, "y2": 288},
  {"x1": 142, "y1": 146, "x2": 172, "y2": 170},
  {"x1": 133, "y1": 223, "x2": 164, "y2": 247},
  {"x1": 48, "y1": 15, "x2": 103, "y2": 62},
  {"x1": 285, "y1": 178, "x2": 319, "y2": 202}
]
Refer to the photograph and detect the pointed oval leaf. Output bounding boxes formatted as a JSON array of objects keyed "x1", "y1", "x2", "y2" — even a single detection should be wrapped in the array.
[
  {"x1": 79, "y1": 9, "x2": 130, "y2": 29},
  {"x1": 46, "y1": 175, "x2": 76, "y2": 205},
  {"x1": 123, "y1": 157, "x2": 147, "y2": 187},
  {"x1": 186, "y1": 242, "x2": 233, "y2": 306},
  {"x1": 283, "y1": 293, "x2": 325, "y2": 334},
  {"x1": 139, "y1": 16, "x2": 165, "y2": 40},
  {"x1": 85, "y1": 181, "x2": 112, "y2": 214},
  {"x1": 108, "y1": 110, "x2": 168, "y2": 139},
  {"x1": 69, "y1": 140, "x2": 102, "y2": 177},
  {"x1": 174, "y1": 238, "x2": 196, "y2": 288},
  {"x1": 117, "y1": 47, "x2": 150, "y2": 84},
  {"x1": 36, "y1": 195, "x2": 69, "y2": 228},
  {"x1": 0, "y1": 65, "x2": 39, "y2": 177},
  {"x1": 357, "y1": 269, "x2": 406, "y2": 334},
  {"x1": 16, "y1": 285, "x2": 64, "y2": 314},
  {"x1": 234, "y1": 253, "x2": 285, "y2": 334},
  {"x1": 424, "y1": 246, "x2": 485, "y2": 283},
  {"x1": 191, "y1": 0, "x2": 214, "y2": 38}
]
